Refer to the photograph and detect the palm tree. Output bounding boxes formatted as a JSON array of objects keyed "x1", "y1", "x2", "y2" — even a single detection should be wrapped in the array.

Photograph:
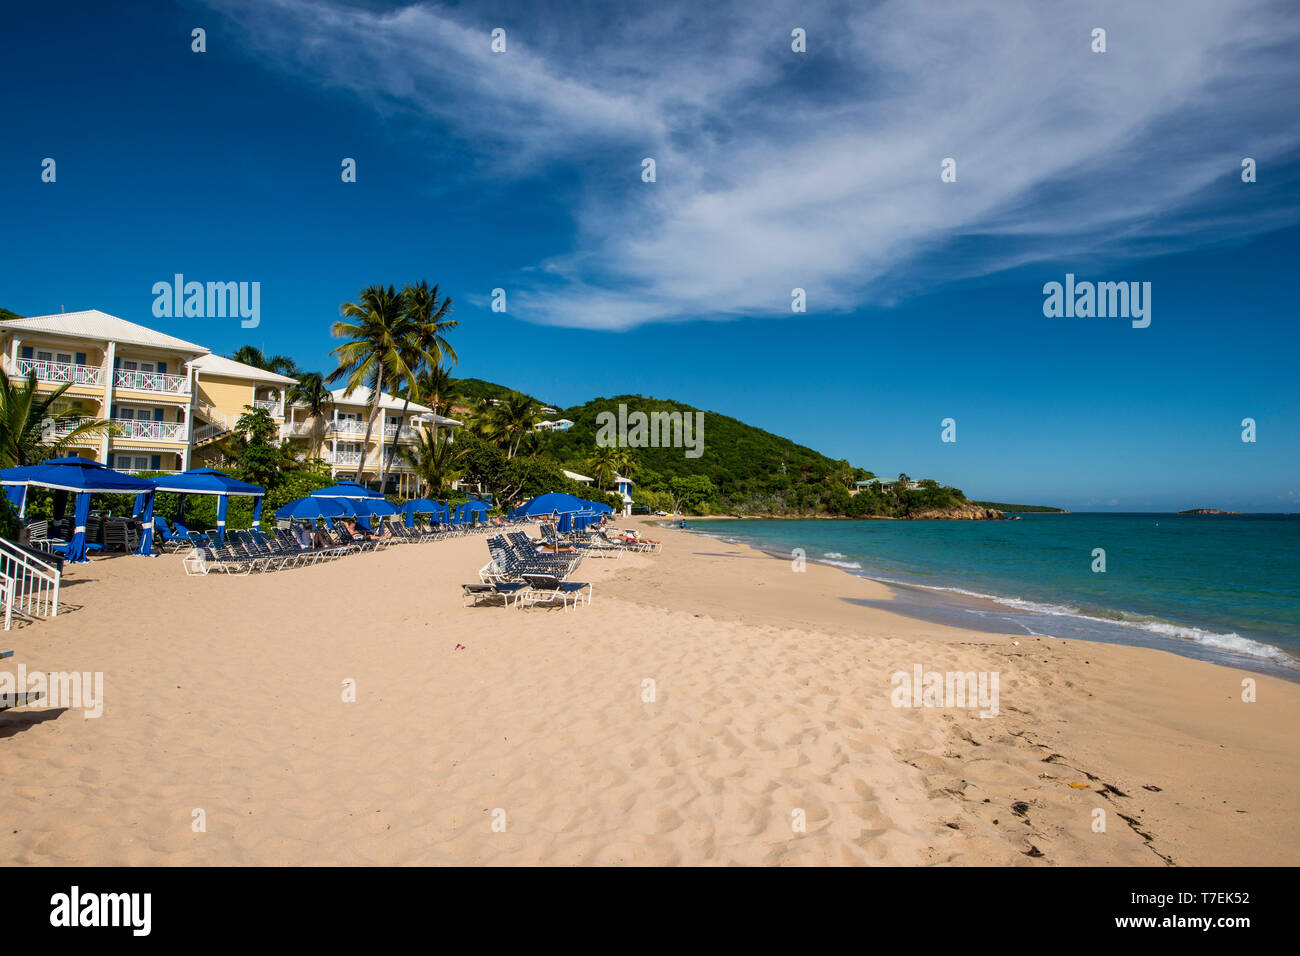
[
  {"x1": 490, "y1": 391, "x2": 539, "y2": 458},
  {"x1": 415, "y1": 362, "x2": 462, "y2": 446},
  {"x1": 327, "y1": 285, "x2": 411, "y2": 483},
  {"x1": 0, "y1": 371, "x2": 119, "y2": 468},
  {"x1": 231, "y1": 345, "x2": 298, "y2": 378},
  {"x1": 285, "y1": 371, "x2": 334, "y2": 460},
  {"x1": 378, "y1": 281, "x2": 457, "y2": 489},
  {"x1": 466, "y1": 397, "x2": 501, "y2": 444},
  {"x1": 403, "y1": 431, "x2": 464, "y2": 497},
  {"x1": 587, "y1": 444, "x2": 622, "y2": 489}
]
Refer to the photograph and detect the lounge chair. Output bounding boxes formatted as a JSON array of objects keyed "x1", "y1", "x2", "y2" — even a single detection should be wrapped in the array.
[
  {"x1": 518, "y1": 573, "x2": 592, "y2": 611},
  {"x1": 461, "y1": 581, "x2": 529, "y2": 607}
]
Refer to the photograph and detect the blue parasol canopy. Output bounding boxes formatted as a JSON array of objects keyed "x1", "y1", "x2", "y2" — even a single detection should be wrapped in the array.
[
  {"x1": 277, "y1": 496, "x2": 348, "y2": 520},
  {"x1": 514, "y1": 492, "x2": 590, "y2": 517}
]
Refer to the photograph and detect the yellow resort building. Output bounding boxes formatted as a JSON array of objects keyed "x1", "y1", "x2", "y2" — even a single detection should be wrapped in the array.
[
  {"x1": 1, "y1": 309, "x2": 460, "y2": 495},
  {"x1": 281, "y1": 386, "x2": 461, "y2": 497}
]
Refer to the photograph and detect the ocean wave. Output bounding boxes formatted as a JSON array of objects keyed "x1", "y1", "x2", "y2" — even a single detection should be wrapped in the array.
[{"x1": 866, "y1": 577, "x2": 1297, "y2": 667}]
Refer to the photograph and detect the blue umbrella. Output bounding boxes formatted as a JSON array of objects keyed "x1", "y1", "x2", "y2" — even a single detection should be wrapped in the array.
[
  {"x1": 514, "y1": 492, "x2": 589, "y2": 517},
  {"x1": 401, "y1": 498, "x2": 441, "y2": 528},
  {"x1": 277, "y1": 497, "x2": 348, "y2": 520},
  {"x1": 352, "y1": 498, "x2": 396, "y2": 531}
]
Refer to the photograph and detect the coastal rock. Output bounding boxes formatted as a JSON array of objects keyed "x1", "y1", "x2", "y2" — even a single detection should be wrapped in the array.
[{"x1": 904, "y1": 504, "x2": 1006, "y2": 521}]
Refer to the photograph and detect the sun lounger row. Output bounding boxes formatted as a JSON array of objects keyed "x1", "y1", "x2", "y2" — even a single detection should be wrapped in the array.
[{"x1": 464, "y1": 533, "x2": 592, "y2": 610}]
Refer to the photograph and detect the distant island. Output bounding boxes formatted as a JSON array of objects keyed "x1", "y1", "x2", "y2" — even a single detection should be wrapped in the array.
[{"x1": 1178, "y1": 508, "x2": 1244, "y2": 515}]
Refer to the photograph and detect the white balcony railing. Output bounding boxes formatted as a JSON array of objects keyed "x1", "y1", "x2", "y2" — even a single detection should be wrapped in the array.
[
  {"x1": 45, "y1": 419, "x2": 101, "y2": 443},
  {"x1": 382, "y1": 423, "x2": 421, "y2": 441},
  {"x1": 12, "y1": 358, "x2": 104, "y2": 386},
  {"x1": 114, "y1": 368, "x2": 189, "y2": 394},
  {"x1": 113, "y1": 418, "x2": 187, "y2": 442},
  {"x1": 253, "y1": 399, "x2": 283, "y2": 415},
  {"x1": 328, "y1": 450, "x2": 363, "y2": 466},
  {"x1": 329, "y1": 419, "x2": 369, "y2": 436}
]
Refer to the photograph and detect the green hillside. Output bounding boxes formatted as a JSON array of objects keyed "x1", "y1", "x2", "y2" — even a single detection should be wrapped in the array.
[
  {"x1": 451, "y1": 377, "x2": 550, "y2": 410},
  {"x1": 534, "y1": 394, "x2": 972, "y2": 517}
]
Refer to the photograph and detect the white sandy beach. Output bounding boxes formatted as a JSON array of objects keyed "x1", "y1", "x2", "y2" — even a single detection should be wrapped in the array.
[{"x1": 2, "y1": 521, "x2": 1296, "y2": 866}]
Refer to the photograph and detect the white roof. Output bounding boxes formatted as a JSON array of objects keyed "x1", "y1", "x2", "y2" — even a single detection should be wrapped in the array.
[
  {"x1": 330, "y1": 385, "x2": 433, "y2": 414},
  {"x1": 191, "y1": 353, "x2": 297, "y2": 385},
  {"x1": 0, "y1": 310, "x2": 209, "y2": 354},
  {"x1": 564, "y1": 470, "x2": 594, "y2": 483},
  {"x1": 413, "y1": 411, "x2": 463, "y2": 426},
  {"x1": 615, "y1": 474, "x2": 635, "y2": 485}
]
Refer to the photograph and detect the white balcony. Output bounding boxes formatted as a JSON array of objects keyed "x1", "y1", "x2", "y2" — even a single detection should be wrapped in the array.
[
  {"x1": 329, "y1": 419, "x2": 369, "y2": 437},
  {"x1": 382, "y1": 423, "x2": 421, "y2": 441},
  {"x1": 114, "y1": 368, "x2": 189, "y2": 394},
  {"x1": 328, "y1": 450, "x2": 363, "y2": 466},
  {"x1": 12, "y1": 357, "x2": 104, "y2": 387},
  {"x1": 253, "y1": 399, "x2": 284, "y2": 416},
  {"x1": 46, "y1": 420, "x2": 101, "y2": 444},
  {"x1": 113, "y1": 418, "x2": 187, "y2": 442}
]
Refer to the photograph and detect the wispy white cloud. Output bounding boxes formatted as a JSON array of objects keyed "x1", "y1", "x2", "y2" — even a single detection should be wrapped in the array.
[{"x1": 208, "y1": 0, "x2": 1300, "y2": 329}]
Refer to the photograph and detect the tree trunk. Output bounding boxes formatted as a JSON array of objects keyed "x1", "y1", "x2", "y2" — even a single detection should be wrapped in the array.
[
  {"x1": 353, "y1": 366, "x2": 383, "y2": 484},
  {"x1": 379, "y1": 394, "x2": 411, "y2": 490}
]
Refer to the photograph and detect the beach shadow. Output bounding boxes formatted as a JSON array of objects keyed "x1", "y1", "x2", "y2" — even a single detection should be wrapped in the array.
[
  {"x1": 842, "y1": 595, "x2": 1031, "y2": 635},
  {"x1": 0, "y1": 706, "x2": 67, "y2": 738}
]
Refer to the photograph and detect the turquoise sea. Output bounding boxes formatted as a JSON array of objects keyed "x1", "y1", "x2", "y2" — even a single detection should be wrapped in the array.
[{"x1": 684, "y1": 514, "x2": 1300, "y2": 677}]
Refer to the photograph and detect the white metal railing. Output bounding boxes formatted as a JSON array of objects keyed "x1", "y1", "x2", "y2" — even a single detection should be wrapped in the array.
[
  {"x1": 329, "y1": 419, "x2": 369, "y2": 436},
  {"x1": 114, "y1": 368, "x2": 189, "y2": 394},
  {"x1": 328, "y1": 450, "x2": 363, "y2": 466},
  {"x1": 382, "y1": 423, "x2": 421, "y2": 440},
  {"x1": 0, "y1": 538, "x2": 61, "y2": 631},
  {"x1": 192, "y1": 421, "x2": 225, "y2": 443},
  {"x1": 12, "y1": 357, "x2": 104, "y2": 386},
  {"x1": 47, "y1": 419, "x2": 100, "y2": 443},
  {"x1": 253, "y1": 399, "x2": 283, "y2": 414},
  {"x1": 113, "y1": 418, "x2": 187, "y2": 441}
]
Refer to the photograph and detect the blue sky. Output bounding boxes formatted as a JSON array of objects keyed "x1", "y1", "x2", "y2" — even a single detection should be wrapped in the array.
[{"x1": 2, "y1": 0, "x2": 1298, "y2": 511}]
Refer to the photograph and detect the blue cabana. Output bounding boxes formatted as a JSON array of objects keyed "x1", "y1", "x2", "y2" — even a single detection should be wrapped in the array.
[
  {"x1": 513, "y1": 492, "x2": 589, "y2": 518},
  {"x1": 311, "y1": 482, "x2": 384, "y2": 499},
  {"x1": 0, "y1": 464, "x2": 51, "y2": 517},
  {"x1": 148, "y1": 468, "x2": 266, "y2": 544},
  {"x1": 277, "y1": 496, "x2": 348, "y2": 521},
  {"x1": 10, "y1": 458, "x2": 157, "y2": 561}
]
